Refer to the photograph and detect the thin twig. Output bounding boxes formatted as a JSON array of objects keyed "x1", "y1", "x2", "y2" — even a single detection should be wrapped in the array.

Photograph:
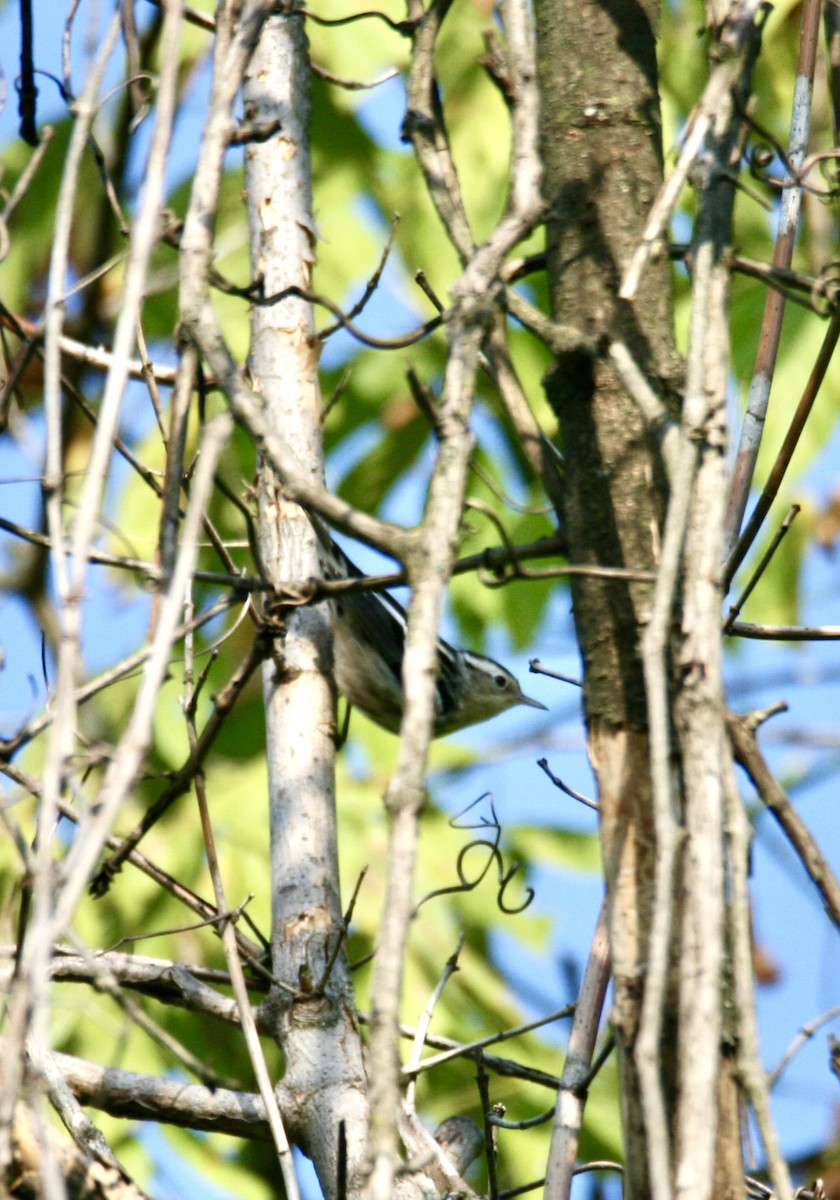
[
  {"x1": 543, "y1": 904, "x2": 610, "y2": 1200},
  {"x1": 725, "y1": 308, "x2": 840, "y2": 588},
  {"x1": 723, "y1": 504, "x2": 800, "y2": 632},
  {"x1": 619, "y1": 0, "x2": 767, "y2": 299},
  {"x1": 728, "y1": 621, "x2": 840, "y2": 641},
  {"x1": 0, "y1": 304, "x2": 181, "y2": 384},
  {"x1": 530, "y1": 660, "x2": 582, "y2": 688},
  {"x1": 249, "y1": 279, "x2": 444, "y2": 349},
  {"x1": 51, "y1": 411, "x2": 231, "y2": 935},
  {"x1": 0, "y1": 597, "x2": 235, "y2": 760},
  {"x1": 476, "y1": 1058, "x2": 500, "y2": 1200},
  {"x1": 401, "y1": 1005, "x2": 574, "y2": 1077},
  {"x1": 1, "y1": 13, "x2": 125, "y2": 1174},
  {"x1": 311, "y1": 61, "x2": 401, "y2": 90},
  {"x1": 90, "y1": 628, "x2": 266, "y2": 894},
  {"x1": 724, "y1": 0, "x2": 824, "y2": 556},
  {"x1": 405, "y1": 936, "x2": 464, "y2": 1114},
  {"x1": 314, "y1": 868, "x2": 368, "y2": 995},
  {"x1": 185, "y1": 623, "x2": 299, "y2": 1190},
  {"x1": 724, "y1": 754, "x2": 794, "y2": 1200},
  {"x1": 767, "y1": 1003, "x2": 840, "y2": 1088},
  {"x1": 537, "y1": 760, "x2": 598, "y2": 812},
  {"x1": 319, "y1": 215, "x2": 400, "y2": 337},
  {"x1": 727, "y1": 711, "x2": 840, "y2": 927}
]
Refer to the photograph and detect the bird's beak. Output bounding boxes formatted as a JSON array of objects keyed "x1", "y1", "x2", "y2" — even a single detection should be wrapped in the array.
[{"x1": 520, "y1": 694, "x2": 548, "y2": 711}]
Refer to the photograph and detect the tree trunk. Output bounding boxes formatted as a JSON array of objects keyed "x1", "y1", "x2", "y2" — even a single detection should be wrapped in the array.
[
  {"x1": 244, "y1": 13, "x2": 369, "y2": 1197},
  {"x1": 534, "y1": 3, "x2": 743, "y2": 1197}
]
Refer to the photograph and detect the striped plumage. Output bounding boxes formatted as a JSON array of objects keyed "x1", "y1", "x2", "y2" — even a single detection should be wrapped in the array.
[{"x1": 315, "y1": 529, "x2": 547, "y2": 737}]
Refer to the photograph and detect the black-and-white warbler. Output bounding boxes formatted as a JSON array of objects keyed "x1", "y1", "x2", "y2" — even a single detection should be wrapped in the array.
[{"x1": 313, "y1": 525, "x2": 548, "y2": 737}]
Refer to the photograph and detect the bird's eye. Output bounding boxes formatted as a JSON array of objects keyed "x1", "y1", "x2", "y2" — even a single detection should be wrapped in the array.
[{"x1": 494, "y1": 674, "x2": 508, "y2": 690}]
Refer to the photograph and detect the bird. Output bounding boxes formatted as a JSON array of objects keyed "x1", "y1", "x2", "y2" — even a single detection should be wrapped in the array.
[{"x1": 313, "y1": 525, "x2": 547, "y2": 737}]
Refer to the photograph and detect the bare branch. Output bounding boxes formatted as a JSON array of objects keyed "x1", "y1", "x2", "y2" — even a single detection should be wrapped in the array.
[
  {"x1": 728, "y1": 711, "x2": 840, "y2": 927},
  {"x1": 3, "y1": 1039, "x2": 272, "y2": 1142},
  {"x1": 724, "y1": 308, "x2": 840, "y2": 589},
  {"x1": 543, "y1": 905, "x2": 610, "y2": 1200},
  {"x1": 620, "y1": 0, "x2": 768, "y2": 299},
  {"x1": 724, "y1": 0, "x2": 825, "y2": 555}
]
